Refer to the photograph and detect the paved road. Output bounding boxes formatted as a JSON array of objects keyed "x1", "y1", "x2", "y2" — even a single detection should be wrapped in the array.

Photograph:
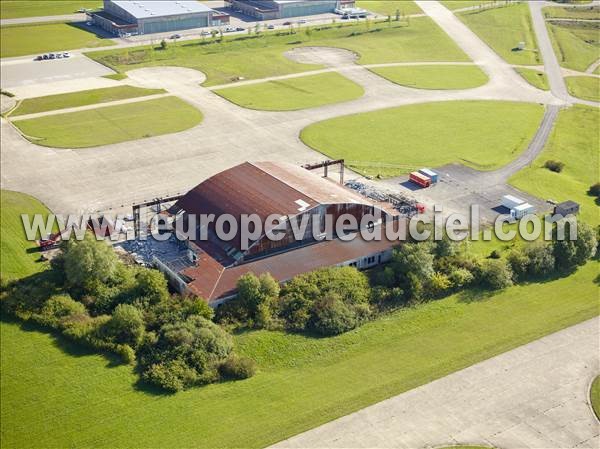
[
  {"x1": 0, "y1": 13, "x2": 85, "y2": 26},
  {"x1": 272, "y1": 317, "x2": 600, "y2": 449},
  {"x1": 529, "y1": 1, "x2": 571, "y2": 103}
]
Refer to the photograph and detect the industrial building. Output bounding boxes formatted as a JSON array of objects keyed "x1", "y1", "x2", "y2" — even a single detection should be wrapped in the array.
[
  {"x1": 225, "y1": 0, "x2": 355, "y2": 20},
  {"x1": 153, "y1": 161, "x2": 404, "y2": 305},
  {"x1": 91, "y1": 0, "x2": 229, "y2": 36}
]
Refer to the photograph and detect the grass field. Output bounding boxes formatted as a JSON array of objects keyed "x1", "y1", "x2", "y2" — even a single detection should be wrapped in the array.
[
  {"x1": 441, "y1": 1, "x2": 493, "y2": 11},
  {"x1": 544, "y1": 5, "x2": 600, "y2": 20},
  {"x1": 13, "y1": 96, "x2": 203, "y2": 148},
  {"x1": 10, "y1": 86, "x2": 165, "y2": 116},
  {"x1": 356, "y1": 1, "x2": 422, "y2": 16},
  {"x1": 0, "y1": 22, "x2": 114, "y2": 58},
  {"x1": 1, "y1": 260, "x2": 597, "y2": 448},
  {"x1": 0, "y1": 1, "x2": 101, "y2": 19},
  {"x1": 510, "y1": 105, "x2": 599, "y2": 227},
  {"x1": 214, "y1": 72, "x2": 364, "y2": 110},
  {"x1": 547, "y1": 22, "x2": 600, "y2": 72},
  {"x1": 592, "y1": 376, "x2": 600, "y2": 421},
  {"x1": 458, "y1": 2, "x2": 542, "y2": 65},
  {"x1": 565, "y1": 76, "x2": 600, "y2": 102},
  {"x1": 89, "y1": 17, "x2": 469, "y2": 87},
  {"x1": 0, "y1": 190, "x2": 52, "y2": 281},
  {"x1": 300, "y1": 101, "x2": 544, "y2": 177},
  {"x1": 515, "y1": 67, "x2": 550, "y2": 90},
  {"x1": 369, "y1": 64, "x2": 488, "y2": 89}
]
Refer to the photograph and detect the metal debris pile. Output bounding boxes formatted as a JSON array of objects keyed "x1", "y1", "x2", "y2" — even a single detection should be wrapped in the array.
[{"x1": 345, "y1": 180, "x2": 419, "y2": 216}]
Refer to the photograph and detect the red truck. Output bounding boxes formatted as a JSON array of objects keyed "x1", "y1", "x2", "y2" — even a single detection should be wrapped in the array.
[{"x1": 409, "y1": 171, "x2": 431, "y2": 188}]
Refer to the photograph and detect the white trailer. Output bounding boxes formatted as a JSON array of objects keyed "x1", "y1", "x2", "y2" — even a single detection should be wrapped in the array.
[
  {"x1": 511, "y1": 203, "x2": 535, "y2": 219},
  {"x1": 501, "y1": 194, "x2": 525, "y2": 210}
]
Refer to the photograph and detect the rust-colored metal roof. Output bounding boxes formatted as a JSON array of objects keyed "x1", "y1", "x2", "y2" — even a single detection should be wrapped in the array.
[{"x1": 183, "y1": 219, "x2": 407, "y2": 302}]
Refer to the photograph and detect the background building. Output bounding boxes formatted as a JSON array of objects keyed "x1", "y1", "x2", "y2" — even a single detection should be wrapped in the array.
[
  {"x1": 92, "y1": 0, "x2": 229, "y2": 36},
  {"x1": 225, "y1": 0, "x2": 355, "y2": 20},
  {"x1": 154, "y1": 161, "x2": 403, "y2": 305}
]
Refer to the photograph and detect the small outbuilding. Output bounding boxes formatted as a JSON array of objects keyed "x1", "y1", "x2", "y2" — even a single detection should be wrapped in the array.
[{"x1": 554, "y1": 200, "x2": 580, "y2": 217}]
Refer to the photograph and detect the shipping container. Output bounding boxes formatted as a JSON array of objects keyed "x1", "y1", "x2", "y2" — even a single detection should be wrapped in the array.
[
  {"x1": 409, "y1": 171, "x2": 431, "y2": 188},
  {"x1": 419, "y1": 168, "x2": 438, "y2": 183},
  {"x1": 501, "y1": 194, "x2": 525, "y2": 210},
  {"x1": 511, "y1": 203, "x2": 535, "y2": 219}
]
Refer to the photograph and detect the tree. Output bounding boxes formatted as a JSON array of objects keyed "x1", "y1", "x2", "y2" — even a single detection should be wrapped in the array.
[
  {"x1": 104, "y1": 304, "x2": 145, "y2": 348},
  {"x1": 479, "y1": 259, "x2": 513, "y2": 290},
  {"x1": 135, "y1": 268, "x2": 169, "y2": 305},
  {"x1": 236, "y1": 272, "x2": 279, "y2": 328},
  {"x1": 434, "y1": 235, "x2": 457, "y2": 258},
  {"x1": 588, "y1": 182, "x2": 600, "y2": 198},
  {"x1": 63, "y1": 233, "x2": 120, "y2": 294},
  {"x1": 160, "y1": 39, "x2": 168, "y2": 50},
  {"x1": 427, "y1": 272, "x2": 451, "y2": 297},
  {"x1": 553, "y1": 222, "x2": 597, "y2": 269},
  {"x1": 395, "y1": 8, "x2": 400, "y2": 21},
  {"x1": 523, "y1": 242, "x2": 555, "y2": 276}
]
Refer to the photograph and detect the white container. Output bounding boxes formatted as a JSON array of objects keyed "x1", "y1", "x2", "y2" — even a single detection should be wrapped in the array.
[
  {"x1": 511, "y1": 203, "x2": 535, "y2": 219},
  {"x1": 501, "y1": 194, "x2": 525, "y2": 210}
]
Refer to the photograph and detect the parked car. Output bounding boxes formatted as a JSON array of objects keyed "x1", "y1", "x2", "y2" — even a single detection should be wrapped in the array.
[
  {"x1": 63, "y1": 52, "x2": 70, "y2": 58},
  {"x1": 42, "y1": 54, "x2": 49, "y2": 60},
  {"x1": 200, "y1": 30, "x2": 210, "y2": 36},
  {"x1": 236, "y1": 27, "x2": 244, "y2": 31},
  {"x1": 297, "y1": 19, "x2": 307, "y2": 24},
  {"x1": 224, "y1": 26, "x2": 236, "y2": 32},
  {"x1": 56, "y1": 53, "x2": 63, "y2": 59},
  {"x1": 34, "y1": 55, "x2": 43, "y2": 61},
  {"x1": 170, "y1": 34, "x2": 181, "y2": 39},
  {"x1": 283, "y1": 21, "x2": 292, "y2": 25},
  {"x1": 48, "y1": 53, "x2": 56, "y2": 59},
  {"x1": 267, "y1": 24, "x2": 275, "y2": 29}
]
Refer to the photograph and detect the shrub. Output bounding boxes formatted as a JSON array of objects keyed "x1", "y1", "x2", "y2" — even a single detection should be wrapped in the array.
[
  {"x1": 143, "y1": 360, "x2": 198, "y2": 393},
  {"x1": 427, "y1": 272, "x2": 452, "y2": 297},
  {"x1": 103, "y1": 304, "x2": 145, "y2": 348},
  {"x1": 489, "y1": 249, "x2": 502, "y2": 259},
  {"x1": 219, "y1": 355, "x2": 256, "y2": 380},
  {"x1": 479, "y1": 259, "x2": 513, "y2": 290},
  {"x1": 448, "y1": 268, "x2": 474, "y2": 288},
  {"x1": 237, "y1": 273, "x2": 279, "y2": 328},
  {"x1": 116, "y1": 344, "x2": 136, "y2": 365},
  {"x1": 39, "y1": 294, "x2": 86, "y2": 327},
  {"x1": 544, "y1": 160, "x2": 565, "y2": 173},
  {"x1": 588, "y1": 182, "x2": 600, "y2": 198},
  {"x1": 134, "y1": 268, "x2": 169, "y2": 305},
  {"x1": 524, "y1": 242, "x2": 555, "y2": 276},
  {"x1": 311, "y1": 293, "x2": 358, "y2": 336},
  {"x1": 139, "y1": 316, "x2": 233, "y2": 391}
]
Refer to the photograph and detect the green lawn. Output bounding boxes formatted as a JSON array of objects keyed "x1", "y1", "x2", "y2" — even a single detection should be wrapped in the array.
[
  {"x1": 547, "y1": 22, "x2": 600, "y2": 71},
  {"x1": 356, "y1": 1, "x2": 422, "y2": 16},
  {"x1": 441, "y1": 1, "x2": 494, "y2": 11},
  {"x1": 10, "y1": 86, "x2": 165, "y2": 116},
  {"x1": 369, "y1": 64, "x2": 488, "y2": 89},
  {"x1": 0, "y1": 190, "x2": 52, "y2": 281},
  {"x1": 300, "y1": 101, "x2": 544, "y2": 177},
  {"x1": 1, "y1": 261, "x2": 597, "y2": 448},
  {"x1": 516, "y1": 67, "x2": 550, "y2": 90},
  {"x1": 0, "y1": 22, "x2": 114, "y2": 58},
  {"x1": 458, "y1": 2, "x2": 542, "y2": 65},
  {"x1": 89, "y1": 17, "x2": 469, "y2": 87},
  {"x1": 13, "y1": 96, "x2": 203, "y2": 148},
  {"x1": 591, "y1": 376, "x2": 600, "y2": 421},
  {"x1": 214, "y1": 72, "x2": 364, "y2": 111},
  {"x1": 0, "y1": 1, "x2": 101, "y2": 19},
  {"x1": 510, "y1": 105, "x2": 599, "y2": 227},
  {"x1": 544, "y1": 5, "x2": 600, "y2": 20},
  {"x1": 566, "y1": 76, "x2": 600, "y2": 101}
]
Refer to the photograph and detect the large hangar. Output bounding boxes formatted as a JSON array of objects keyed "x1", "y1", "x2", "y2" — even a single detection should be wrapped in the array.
[
  {"x1": 225, "y1": 0, "x2": 355, "y2": 20},
  {"x1": 154, "y1": 161, "x2": 404, "y2": 305},
  {"x1": 92, "y1": 0, "x2": 229, "y2": 36}
]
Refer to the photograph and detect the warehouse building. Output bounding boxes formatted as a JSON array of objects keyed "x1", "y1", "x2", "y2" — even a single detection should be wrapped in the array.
[
  {"x1": 153, "y1": 161, "x2": 404, "y2": 305},
  {"x1": 225, "y1": 0, "x2": 355, "y2": 20},
  {"x1": 91, "y1": 0, "x2": 229, "y2": 36}
]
